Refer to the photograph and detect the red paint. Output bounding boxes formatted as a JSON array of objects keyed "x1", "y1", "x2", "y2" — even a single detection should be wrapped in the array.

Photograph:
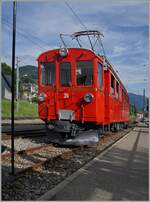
[{"x1": 37, "y1": 48, "x2": 129, "y2": 125}]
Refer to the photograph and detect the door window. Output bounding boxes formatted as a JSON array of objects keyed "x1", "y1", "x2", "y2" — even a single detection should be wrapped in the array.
[{"x1": 60, "y1": 62, "x2": 71, "y2": 86}]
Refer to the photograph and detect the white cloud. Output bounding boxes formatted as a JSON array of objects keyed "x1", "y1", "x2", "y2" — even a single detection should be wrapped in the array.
[
  {"x1": 112, "y1": 46, "x2": 126, "y2": 57},
  {"x1": 2, "y1": 0, "x2": 148, "y2": 95}
]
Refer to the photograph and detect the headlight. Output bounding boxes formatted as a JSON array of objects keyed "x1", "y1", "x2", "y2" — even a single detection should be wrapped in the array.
[
  {"x1": 38, "y1": 93, "x2": 46, "y2": 102},
  {"x1": 84, "y1": 93, "x2": 94, "y2": 103},
  {"x1": 59, "y1": 47, "x2": 68, "y2": 57}
]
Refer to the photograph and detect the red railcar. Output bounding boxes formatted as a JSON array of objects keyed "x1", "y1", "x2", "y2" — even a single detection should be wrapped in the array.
[{"x1": 37, "y1": 31, "x2": 129, "y2": 140}]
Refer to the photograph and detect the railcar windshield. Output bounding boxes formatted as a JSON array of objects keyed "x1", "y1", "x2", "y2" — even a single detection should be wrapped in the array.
[
  {"x1": 60, "y1": 62, "x2": 72, "y2": 86},
  {"x1": 76, "y1": 61, "x2": 93, "y2": 86},
  {"x1": 41, "y1": 62, "x2": 55, "y2": 86}
]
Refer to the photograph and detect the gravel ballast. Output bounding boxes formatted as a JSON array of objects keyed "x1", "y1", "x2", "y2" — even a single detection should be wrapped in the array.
[{"x1": 2, "y1": 129, "x2": 132, "y2": 200}]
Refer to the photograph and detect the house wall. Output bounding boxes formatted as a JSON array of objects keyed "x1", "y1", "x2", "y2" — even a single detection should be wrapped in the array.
[
  {"x1": 2, "y1": 75, "x2": 11, "y2": 100},
  {"x1": 4, "y1": 88, "x2": 11, "y2": 99}
]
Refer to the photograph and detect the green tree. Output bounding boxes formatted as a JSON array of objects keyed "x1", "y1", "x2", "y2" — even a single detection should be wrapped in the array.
[
  {"x1": 130, "y1": 104, "x2": 137, "y2": 116},
  {"x1": 2, "y1": 62, "x2": 17, "y2": 95},
  {"x1": 2, "y1": 62, "x2": 12, "y2": 75}
]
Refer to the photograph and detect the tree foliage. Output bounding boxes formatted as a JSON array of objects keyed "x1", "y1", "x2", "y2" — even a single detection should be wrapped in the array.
[
  {"x1": 130, "y1": 104, "x2": 137, "y2": 116},
  {"x1": 2, "y1": 63, "x2": 12, "y2": 75}
]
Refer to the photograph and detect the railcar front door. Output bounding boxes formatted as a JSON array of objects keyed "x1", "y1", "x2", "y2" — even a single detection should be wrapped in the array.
[{"x1": 57, "y1": 62, "x2": 74, "y2": 121}]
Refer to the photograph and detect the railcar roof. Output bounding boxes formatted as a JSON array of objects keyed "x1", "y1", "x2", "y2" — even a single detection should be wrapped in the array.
[
  {"x1": 37, "y1": 47, "x2": 96, "y2": 59},
  {"x1": 37, "y1": 47, "x2": 128, "y2": 96}
]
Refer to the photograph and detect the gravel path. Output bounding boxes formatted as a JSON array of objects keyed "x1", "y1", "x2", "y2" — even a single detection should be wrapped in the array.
[{"x1": 2, "y1": 129, "x2": 131, "y2": 201}]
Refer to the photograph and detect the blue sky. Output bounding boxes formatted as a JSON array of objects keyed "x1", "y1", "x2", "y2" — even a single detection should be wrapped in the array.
[{"x1": 2, "y1": 0, "x2": 149, "y2": 96}]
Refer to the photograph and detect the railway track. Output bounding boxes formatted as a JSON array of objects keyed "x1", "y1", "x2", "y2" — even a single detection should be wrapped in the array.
[
  {"x1": 17, "y1": 129, "x2": 132, "y2": 175},
  {"x1": 2, "y1": 128, "x2": 133, "y2": 183},
  {"x1": 1, "y1": 144, "x2": 51, "y2": 159},
  {"x1": 3, "y1": 123, "x2": 146, "y2": 201},
  {"x1": 2, "y1": 128, "x2": 46, "y2": 140}
]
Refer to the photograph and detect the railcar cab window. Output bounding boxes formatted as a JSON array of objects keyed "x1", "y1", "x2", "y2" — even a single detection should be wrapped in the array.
[
  {"x1": 41, "y1": 62, "x2": 55, "y2": 86},
  {"x1": 110, "y1": 74, "x2": 115, "y2": 95},
  {"x1": 76, "y1": 61, "x2": 93, "y2": 86},
  {"x1": 60, "y1": 62, "x2": 71, "y2": 86},
  {"x1": 98, "y1": 63, "x2": 103, "y2": 87}
]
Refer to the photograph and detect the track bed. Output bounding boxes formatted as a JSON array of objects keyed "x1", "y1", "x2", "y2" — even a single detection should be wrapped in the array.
[{"x1": 2, "y1": 127, "x2": 134, "y2": 201}]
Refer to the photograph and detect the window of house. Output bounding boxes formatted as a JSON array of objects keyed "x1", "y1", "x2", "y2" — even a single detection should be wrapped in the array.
[
  {"x1": 41, "y1": 62, "x2": 55, "y2": 86},
  {"x1": 76, "y1": 61, "x2": 93, "y2": 86}
]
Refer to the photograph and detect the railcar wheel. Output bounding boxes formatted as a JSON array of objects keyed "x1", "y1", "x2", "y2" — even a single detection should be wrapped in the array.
[
  {"x1": 70, "y1": 124, "x2": 79, "y2": 139},
  {"x1": 61, "y1": 133, "x2": 69, "y2": 139},
  {"x1": 110, "y1": 124, "x2": 117, "y2": 132},
  {"x1": 116, "y1": 123, "x2": 120, "y2": 131},
  {"x1": 97, "y1": 128, "x2": 103, "y2": 138},
  {"x1": 45, "y1": 121, "x2": 49, "y2": 135},
  {"x1": 123, "y1": 123, "x2": 128, "y2": 129}
]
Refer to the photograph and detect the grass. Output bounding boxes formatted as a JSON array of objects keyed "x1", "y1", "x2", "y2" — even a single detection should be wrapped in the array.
[{"x1": 2, "y1": 99, "x2": 38, "y2": 118}]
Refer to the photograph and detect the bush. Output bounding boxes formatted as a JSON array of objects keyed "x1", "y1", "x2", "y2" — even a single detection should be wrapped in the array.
[{"x1": 31, "y1": 96, "x2": 37, "y2": 103}]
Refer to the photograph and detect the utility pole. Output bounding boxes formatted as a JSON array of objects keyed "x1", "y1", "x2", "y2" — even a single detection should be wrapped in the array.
[
  {"x1": 143, "y1": 88, "x2": 145, "y2": 118},
  {"x1": 11, "y1": 0, "x2": 17, "y2": 175},
  {"x1": 16, "y1": 57, "x2": 20, "y2": 113}
]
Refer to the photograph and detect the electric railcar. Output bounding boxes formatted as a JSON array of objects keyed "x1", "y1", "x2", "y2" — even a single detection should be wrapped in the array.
[{"x1": 37, "y1": 31, "x2": 129, "y2": 142}]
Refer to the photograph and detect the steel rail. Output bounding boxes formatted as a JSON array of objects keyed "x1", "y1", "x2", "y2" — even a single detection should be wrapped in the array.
[
  {"x1": 2, "y1": 128, "x2": 133, "y2": 182},
  {"x1": 2, "y1": 130, "x2": 46, "y2": 140},
  {"x1": 1, "y1": 144, "x2": 52, "y2": 159}
]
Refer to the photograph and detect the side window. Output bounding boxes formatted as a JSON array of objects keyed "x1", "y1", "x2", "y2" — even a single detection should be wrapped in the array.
[
  {"x1": 116, "y1": 81, "x2": 119, "y2": 98},
  {"x1": 120, "y1": 87, "x2": 122, "y2": 100},
  {"x1": 122, "y1": 89, "x2": 124, "y2": 108},
  {"x1": 41, "y1": 62, "x2": 55, "y2": 86},
  {"x1": 110, "y1": 74, "x2": 115, "y2": 95},
  {"x1": 60, "y1": 62, "x2": 71, "y2": 86},
  {"x1": 98, "y1": 63, "x2": 103, "y2": 87},
  {"x1": 76, "y1": 61, "x2": 93, "y2": 86}
]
